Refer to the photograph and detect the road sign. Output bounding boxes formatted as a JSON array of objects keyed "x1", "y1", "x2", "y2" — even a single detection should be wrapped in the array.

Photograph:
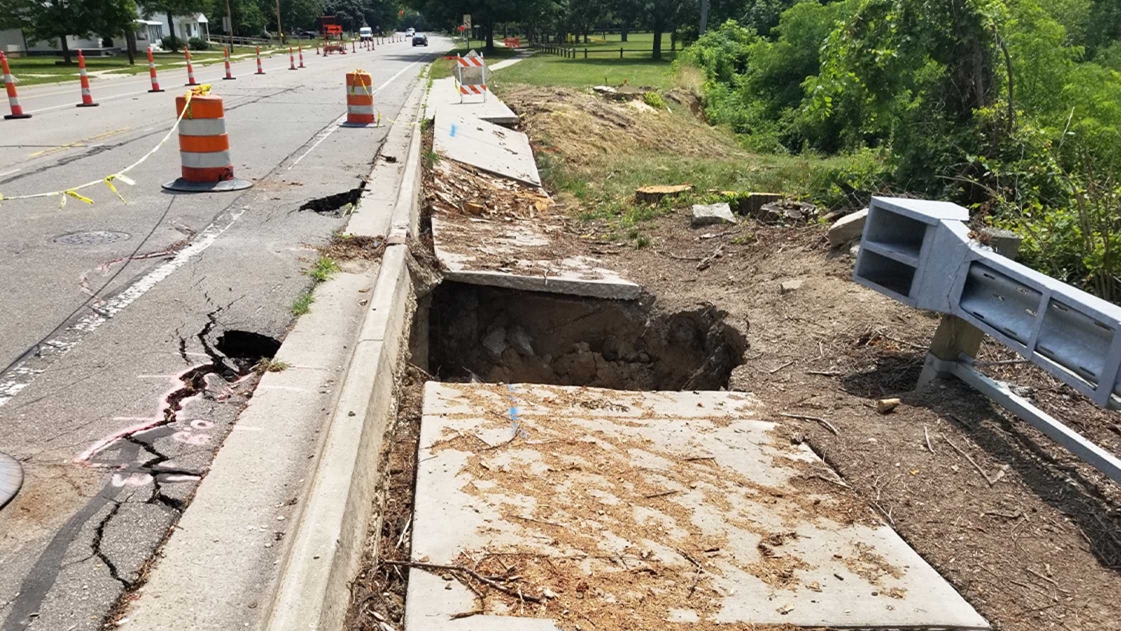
[{"x1": 463, "y1": 14, "x2": 471, "y2": 28}]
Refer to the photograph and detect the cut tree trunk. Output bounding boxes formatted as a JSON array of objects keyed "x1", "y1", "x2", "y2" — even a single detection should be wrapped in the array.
[{"x1": 635, "y1": 184, "x2": 693, "y2": 204}]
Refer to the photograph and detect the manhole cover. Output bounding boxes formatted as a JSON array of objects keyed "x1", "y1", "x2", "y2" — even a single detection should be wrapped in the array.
[
  {"x1": 0, "y1": 453, "x2": 22, "y2": 510},
  {"x1": 52, "y1": 230, "x2": 131, "y2": 246}
]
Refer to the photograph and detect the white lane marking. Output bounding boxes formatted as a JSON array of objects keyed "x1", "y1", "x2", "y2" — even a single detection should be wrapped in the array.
[
  {"x1": 288, "y1": 61, "x2": 419, "y2": 170},
  {"x1": 0, "y1": 167, "x2": 22, "y2": 177},
  {"x1": 0, "y1": 207, "x2": 247, "y2": 410},
  {"x1": 24, "y1": 87, "x2": 154, "y2": 115}
]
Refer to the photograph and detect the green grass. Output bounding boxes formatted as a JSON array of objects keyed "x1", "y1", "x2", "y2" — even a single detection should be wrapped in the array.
[
  {"x1": 305, "y1": 255, "x2": 340, "y2": 282},
  {"x1": 494, "y1": 55, "x2": 676, "y2": 89},
  {"x1": 2, "y1": 45, "x2": 285, "y2": 87},
  {"x1": 290, "y1": 291, "x2": 315, "y2": 316},
  {"x1": 254, "y1": 358, "x2": 291, "y2": 373}
]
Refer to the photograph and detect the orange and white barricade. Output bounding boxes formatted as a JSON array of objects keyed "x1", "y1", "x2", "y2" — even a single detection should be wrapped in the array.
[
  {"x1": 455, "y1": 52, "x2": 488, "y2": 102},
  {"x1": 163, "y1": 92, "x2": 252, "y2": 192},
  {"x1": 341, "y1": 70, "x2": 376, "y2": 127},
  {"x1": 255, "y1": 46, "x2": 265, "y2": 74}
]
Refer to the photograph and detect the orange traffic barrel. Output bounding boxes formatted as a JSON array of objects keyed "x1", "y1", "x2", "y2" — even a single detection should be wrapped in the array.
[
  {"x1": 342, "y1": 71, "x2": 375, "y2": 127},
  {"x1": 162, "y1": 93, "x2": 252, "y2": 192}
]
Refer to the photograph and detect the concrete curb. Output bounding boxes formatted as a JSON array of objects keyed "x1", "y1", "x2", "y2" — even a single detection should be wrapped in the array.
[{"x1": 262, "y1": 67, "x2": 430, "y2": 631}]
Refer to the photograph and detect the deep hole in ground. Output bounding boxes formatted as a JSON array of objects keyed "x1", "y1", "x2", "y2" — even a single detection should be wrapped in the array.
[
  {"x1": 298, "y1": 184, "x2": 365, "y2": 214},
  {"x1": 215, "y1": 330, "x2": 281, "y2": 373},
  {"x1": 428, "y1": 283, "x2": 748, "y2": 391}
]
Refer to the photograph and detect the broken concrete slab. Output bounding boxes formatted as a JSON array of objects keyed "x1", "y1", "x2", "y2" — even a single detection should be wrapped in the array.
[
  {"x1": 426, "y1": 77, "x2": 519, "y2": 125},
  {"x1": 691, "y1": 202, "x2": 737, "y2": 227},
  {"x1": 431, "y1": 214, "x2": 642, "y2": 300},
  {"x1": 407, "y1": 383, "x2": 989, "y2": 631},
  {"x1": 433, "y1": 111, "x2": 540, "y2": 187},
  {"x1": 828, "y1": 208, "x2": 869, "y2": 248}
]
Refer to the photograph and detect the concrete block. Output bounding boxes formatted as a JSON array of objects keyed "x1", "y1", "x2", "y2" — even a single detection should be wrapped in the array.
[
  {"x1": 828, "y1": 208, "x2": 868, "y2": 248},
  {"x1": 691, "y1": 202, "x2": 737, "y2": 227},
  {"x1": 407, "y1": 383, "x2": 989, "y2": 631},
  {"x1": 427, "y1": 77, "x2": 519, "y2": 125},
  {"x1": 433, "y1": 112, "x2": 540, "y2": 187}
]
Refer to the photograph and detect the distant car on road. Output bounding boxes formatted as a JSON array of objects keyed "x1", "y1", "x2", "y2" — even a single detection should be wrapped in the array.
[
  {"x1": 406, "y1": 28, "x2": 415, "y2": 37},
  {"x1": 412, "y1": 33, "x2": 428, "y2": 46},
  {"x1": 359, "y1": 26, "x2": 373, "y2": 41},
  {"x1": 291, "y1": 30, "x2": 316, "y2": 39}
]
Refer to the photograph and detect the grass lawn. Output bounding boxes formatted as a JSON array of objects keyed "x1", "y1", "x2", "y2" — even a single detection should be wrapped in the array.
[
  {"x1": 493, "y1": 53, "x2": 676, "y2": 90},
  {"x1": 3, "y1": 45, "x2": 284, "y2": 87}
]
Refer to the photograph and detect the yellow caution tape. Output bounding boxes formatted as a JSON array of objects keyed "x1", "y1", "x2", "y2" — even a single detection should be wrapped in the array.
[
  {"x1": 103, "y1": 176, "x2": 125, "y2": 203},
  {"x1": 0, "y1": 90, "x2": 196, "y2": 207}
]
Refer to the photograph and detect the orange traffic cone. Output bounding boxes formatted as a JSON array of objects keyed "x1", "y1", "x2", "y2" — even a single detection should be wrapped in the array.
[
  {"x1": 184, "y1": 49, "x2": 197, "y2": 86},
  {"x1": 289, "y1": 46, "x2": 296, "y2": 70},
  {"x1": 76, "y1": 50, "x2": 98, "y2": 107},
  {"x1": 147, "y1": 46, "x2": 163, "y2": 92},
  {"x1": 222, "y1": 47, "x2": 235, "y2": 80},
  {"x1": 255, "y1": 46, "x2": 265, "y2": 75},
  {"x1": 298, "y1": 44, "x2": 305, "y2": 68},
  {"x1": 0, "y1": 52, "x2": 30, "y2": 119}
]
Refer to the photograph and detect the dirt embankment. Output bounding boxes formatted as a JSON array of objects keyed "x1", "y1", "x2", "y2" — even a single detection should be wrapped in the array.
[{"x1": 506, "y1": 84, "x2": 1121, "y2": 631}]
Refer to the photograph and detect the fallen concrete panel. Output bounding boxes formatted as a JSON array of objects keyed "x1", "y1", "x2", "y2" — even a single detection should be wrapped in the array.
[
  {"x1": 433, "y1": 111, "x2": 539, "y2": 186},
  {"x1": 431, "y1": 214, "x2": 642, "y2": 300},
  {"x1": 426, "y1": 77, "x2": 519, "y2": 125},
  {"x1": 406, "y1": 383, "x2": 989, "y2": 630}
]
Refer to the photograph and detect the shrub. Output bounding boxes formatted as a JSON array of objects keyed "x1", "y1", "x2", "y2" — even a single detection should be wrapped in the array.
[
  {"x1": 643, "y1": 91, "x2": 666, "y2": 109},
  {"x1": 160, "y1": 36, "x2": 181, "y2": 52},
  {"x1": 188, "y1": 37, "x2": 210, "y2": 51}
]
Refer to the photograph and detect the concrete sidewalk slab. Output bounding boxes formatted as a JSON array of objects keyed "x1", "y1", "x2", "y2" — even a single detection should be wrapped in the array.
[
  {"x1": 406, "y1": 383, "x2": 990, "y2": 630},
  {"x1": 433, "y1": 111, "x2": 539, "y2": 186},
  {"x1": 431, "y1": 214, "x2": 642, "y2": 300},
  {"x1": 121, "y1": 270, "x2": 375, "y2": 631},
  {"x1": 426, "y1": 77, "x2": 519, "y2": 125}
]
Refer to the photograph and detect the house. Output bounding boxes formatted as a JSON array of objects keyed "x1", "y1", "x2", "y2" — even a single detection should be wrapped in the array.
[{"x1": 0, "y1": 11, "x2": 210, "y2": 56}]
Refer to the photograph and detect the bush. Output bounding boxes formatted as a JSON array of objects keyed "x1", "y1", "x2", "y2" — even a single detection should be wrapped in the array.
[
  {"x1": 188, "y1": 37, "x2": 210, "y2": 51},
  {"x1": 643, "y1": 91, "x2": 666, "y2": 109},
  {"x1": 160, "y1": 36, "x2": 181, "y2": 52}
]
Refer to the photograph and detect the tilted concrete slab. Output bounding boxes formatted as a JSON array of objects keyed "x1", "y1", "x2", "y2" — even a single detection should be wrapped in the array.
[
  {"x1": 406, "y1": 383, "x2": 989, "y2": 630},
  {"x1": 433, "y1": 111, "x2": 540, "y2": 186},
  {"x1": 431, "y1": 214, "x2": 642, "y2": 300},
  {"x1": 426, "y1": 77, "x2": 519, "y2": 125}
]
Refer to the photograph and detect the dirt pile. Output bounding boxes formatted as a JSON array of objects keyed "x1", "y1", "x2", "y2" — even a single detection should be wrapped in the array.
[{"x1": 500, "y1": 86, "x2": 748, "y2": 166}]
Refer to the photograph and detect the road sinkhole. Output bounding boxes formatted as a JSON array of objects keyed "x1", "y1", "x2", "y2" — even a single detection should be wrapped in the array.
[
  {"x1": 214, "y1": 330, "x2": 282, "y2": 373},
  {"x1": 427, "y1": 283, "x2": 748, "y2": 391}
]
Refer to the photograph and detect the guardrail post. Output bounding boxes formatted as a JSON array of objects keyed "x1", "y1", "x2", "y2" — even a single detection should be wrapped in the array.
[
  {"x1": 917, "y1": 229, "x2": 1022, "y2": 389},
  {"x1": 620, "y1": 46, "x2": 624, "y2": 59},
  {"x1": 584, "y1": 47, "x2": 588, "y2": 58}
]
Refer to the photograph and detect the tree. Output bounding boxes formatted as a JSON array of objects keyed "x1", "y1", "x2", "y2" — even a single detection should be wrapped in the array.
[{"x1": 0, "y1": 0, "x2": 138, "y2": 63}]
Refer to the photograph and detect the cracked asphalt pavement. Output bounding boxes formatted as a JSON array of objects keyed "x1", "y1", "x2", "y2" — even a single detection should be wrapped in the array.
[{"x1": 0, "y1": 35, "x2": 444, "y2": 630}]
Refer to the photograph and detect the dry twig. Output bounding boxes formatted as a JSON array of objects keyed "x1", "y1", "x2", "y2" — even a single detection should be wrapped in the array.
[
  {"x1": 384, "y1": 560, "x2": 546, "y2": 603},
  {"x1": 942, "y1": 436, "x2": 1006, "y2": 486},
  {"x1": 779, "y1": 412, "x2": 840, "y2": 436}
]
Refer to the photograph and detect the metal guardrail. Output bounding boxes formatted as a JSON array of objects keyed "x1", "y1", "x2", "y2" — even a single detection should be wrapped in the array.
[{"x1": 854, "y1": 196, "x2": 1121, "y2": 484}]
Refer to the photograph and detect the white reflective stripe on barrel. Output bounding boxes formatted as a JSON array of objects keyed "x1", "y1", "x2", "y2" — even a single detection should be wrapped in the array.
[
  {"x1": 347, "y1": 104, "x2": 375, "y2": 115},
  {"x1": 346, "y1": 85, "x2": 372, "y2": 96},
  {"x1": 81, "y1": 88, "x2": 91, "y2": 96},
  {"x1": 178, "y1": 118, "x2": 227, "y2": 136},
  {"x1": 180, "y1": 150, "x2": 232, "y2": 168}
]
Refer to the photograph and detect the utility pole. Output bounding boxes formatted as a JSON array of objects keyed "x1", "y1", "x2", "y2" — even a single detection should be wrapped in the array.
[
  {"x1": 699, "y1": 0, "x2": 709, "y2": 34},
  {"x1": 226, "y1": 0, "x2": 234, "y2": 51},
  {"x1": 275, "y1": 0, "x2": 284, "y2": 43}
]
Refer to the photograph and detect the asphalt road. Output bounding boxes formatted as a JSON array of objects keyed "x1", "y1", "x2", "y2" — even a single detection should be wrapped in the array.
[{"x1": 0, "y1": 35, "x2": 445, "y2": 631}]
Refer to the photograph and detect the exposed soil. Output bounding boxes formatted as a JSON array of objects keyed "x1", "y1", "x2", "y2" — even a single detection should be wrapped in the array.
[
  {"x1": 320, "y1": 234, "x2": 387, "y2": 261},
  {"x1": 578, "y1": 213, "x2": 1121, "y2": 630},
  {"x1": 500, "y1": 86, "x2": 747, "y2": 166},
  {"x1": 428, "y1": 283, "x2": 746, "y2": 391},
  {"x1": 345, "y1": 365, "x2": 425, "y2": 631}
]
